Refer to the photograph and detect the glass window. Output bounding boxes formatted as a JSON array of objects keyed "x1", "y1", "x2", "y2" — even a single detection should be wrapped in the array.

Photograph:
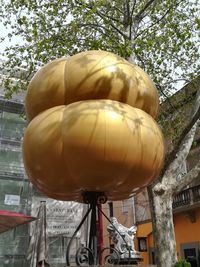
[{"x1": 0, "y1": 111, "x2": 26, "y2": 141}]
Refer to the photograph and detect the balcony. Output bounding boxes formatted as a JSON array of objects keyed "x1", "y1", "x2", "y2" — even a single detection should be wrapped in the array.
[{"x1": 173, "y1": 185, "x2": 200, "y2": 211}]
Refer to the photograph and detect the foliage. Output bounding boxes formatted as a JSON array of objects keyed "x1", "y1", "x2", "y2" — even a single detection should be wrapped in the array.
[
  {"x1": 0, "y1": 0, "x2": 199, "y2": 98},
  {"x1": 158, "y1": 76, "x2": 200, "y2": 151},
  {"x1": 174, "y1": 259, "x2": 191, "y2": 267}
]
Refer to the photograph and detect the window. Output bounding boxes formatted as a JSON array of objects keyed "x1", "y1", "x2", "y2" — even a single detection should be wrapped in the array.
[{"x1": 138, "y1": 237, "x2": 147, "y2": 252}]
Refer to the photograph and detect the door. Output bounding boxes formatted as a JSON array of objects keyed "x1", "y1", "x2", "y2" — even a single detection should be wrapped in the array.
[{"x1": 184, "y1": 248, "x2": 198, "y2": 267}]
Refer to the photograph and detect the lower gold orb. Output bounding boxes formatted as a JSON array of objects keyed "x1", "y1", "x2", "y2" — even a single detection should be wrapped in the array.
[{"x1": 23, "y1": 100, "x2": 164, "y2": 202}]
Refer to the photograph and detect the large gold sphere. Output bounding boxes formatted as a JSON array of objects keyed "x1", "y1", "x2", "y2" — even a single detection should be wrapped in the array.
[
  {"x1": 23, "y1": 100, "x2": 164, "y2": 201},
  {"x1": 25, "y1": 50, "x2": 159, "y2": 121}
]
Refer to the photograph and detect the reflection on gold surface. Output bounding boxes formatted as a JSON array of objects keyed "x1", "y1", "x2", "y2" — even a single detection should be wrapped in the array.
[
  {"x1": 23, "y1": 100, "x2": 164, "y2": 201},
  {"x1": 25, "y1": 50, "x2": 159, "y2": 121}
]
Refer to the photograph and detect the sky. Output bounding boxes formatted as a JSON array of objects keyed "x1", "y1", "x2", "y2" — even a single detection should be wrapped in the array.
[{"x1": 0, "y1": 22, "x2": 23, "y2": 56}]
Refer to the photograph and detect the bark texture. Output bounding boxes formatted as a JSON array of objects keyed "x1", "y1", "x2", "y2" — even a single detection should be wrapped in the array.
[{"x1": 148, "y1": 187, "x2": 177, "y2": 267}]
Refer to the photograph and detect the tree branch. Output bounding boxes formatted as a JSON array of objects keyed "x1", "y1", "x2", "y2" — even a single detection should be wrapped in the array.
[
  {"x1": 163, "y1": 87, "x2": 200, "y2": 175},
  {"x1": 130, "y1": 0, "x2": 137, "y2": 18},
  {"x1": 172, "y1": 161, "x2": 200, "y2": 193},
  {"x1": 72, "y1": 23, "x2": 124, "y2": 46},
  {"x1": 135, "y1": 0, "x2": 157, "y2": 21},
  {"x1": 93, "y1": 8, "x2": 121, "y2": 23},
  {"x1": 157, "y1": 83, "x2": 200, "y2": 193},
  {"x1": 162, "y1": 78, "x2": 190, "y2": 85},
  {"x1": 107, "y1": 22, "x2": 128, "y2": 40},
  {"x1": 135, "y1": 0, "x2": 184, "y2": 40},
  {"x1": 164, "y1": 121, "x2": 198, "y2": 177},
  {"x1": 74, "y1": 0, "x2": 127, "y2": 39},
  {"x1": 75, "y1": 23, "x2": 110, "y2": 33},
  {"x1": 104, "y1": 13, "x2": 121, "y2": 23},
  {"x1": 122, "y1": 0, "x2": 130, "y2": 28},
  {"x1": 134, "y1": 4, "x2": 175, "y2": 39},
  {"x1": 156, "y1": 84, "x2": 177, "y2": 111},
  {"x1": 94, "y1": 12, "x2": 128, "y2": 39}
]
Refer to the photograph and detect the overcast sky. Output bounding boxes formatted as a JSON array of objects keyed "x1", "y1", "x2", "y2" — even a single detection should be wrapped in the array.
[{"x1": 0, "y1": 22, "x2": 23, "y2": 56}]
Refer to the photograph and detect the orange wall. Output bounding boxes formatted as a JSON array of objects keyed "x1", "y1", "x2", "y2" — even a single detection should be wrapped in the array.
[
  {"x1": 174, "y1": 209, "x2": 200, "y2": 259},
  {"x1": 136, "y1": 208, "x2": 200, "y2": 264},
  {"x1": 102, "y1": 202, "x2": 200, "y2": 265},
  {"x1": 136, "y1": 222, "x2": 153, "y2": 265}
]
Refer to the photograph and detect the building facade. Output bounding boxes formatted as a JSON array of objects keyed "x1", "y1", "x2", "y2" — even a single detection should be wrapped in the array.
[
  {"x1": 0, "y1": 87, "x2": 85, "y2": 266},
  {"x1": 0, "y1": 88, "x2": 30, "y2": 266}
]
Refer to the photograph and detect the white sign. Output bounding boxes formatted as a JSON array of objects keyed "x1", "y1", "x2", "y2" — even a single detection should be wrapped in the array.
[
  {"x1": 31, "y1": 197, "x2": 84, "y2": 237},
  {"x1": 4, "y1": 194, "x2": 20, "y2": 206}
]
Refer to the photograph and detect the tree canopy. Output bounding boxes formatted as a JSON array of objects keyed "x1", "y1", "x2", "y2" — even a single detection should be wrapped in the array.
[{"x1": 0, "y1": 0, "x2": 199, "y2": 97}]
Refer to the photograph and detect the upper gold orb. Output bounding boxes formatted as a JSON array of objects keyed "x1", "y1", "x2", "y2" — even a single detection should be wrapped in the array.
[{"x1": 25, "y1": 50, "x2": 159, "y2": 121}]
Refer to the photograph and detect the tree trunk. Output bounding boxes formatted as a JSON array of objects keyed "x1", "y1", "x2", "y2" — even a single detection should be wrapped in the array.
[{"x1": 148, "y1": 186, "x2": 177, "y2": 267}]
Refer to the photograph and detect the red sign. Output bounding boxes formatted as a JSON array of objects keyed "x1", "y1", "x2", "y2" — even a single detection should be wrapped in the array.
[{"x1": 0, "y1": 210, "x2": 36, "y2": 234}]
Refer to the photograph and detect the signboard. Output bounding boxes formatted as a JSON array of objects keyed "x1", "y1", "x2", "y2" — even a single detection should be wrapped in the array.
[
  {"x1": 4, "y1": 194, "x2": 20, "y2": 206},
  {"x1": 31, "y1": 196, "x2": 84, "y2": 237}
]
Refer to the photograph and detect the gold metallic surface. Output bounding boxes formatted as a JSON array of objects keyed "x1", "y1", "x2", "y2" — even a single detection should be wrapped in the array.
[
  {"x1": 23, "y1": 100, "x2": 164, "y2": 201},
  {"x1": 25, "y1": 50, "x2": 159, "y2": 121}
]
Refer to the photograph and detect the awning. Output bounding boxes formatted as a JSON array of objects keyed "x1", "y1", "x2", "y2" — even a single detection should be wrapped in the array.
[{"x1": 0, "y1": 210, "x2": 36, "y2": 234}]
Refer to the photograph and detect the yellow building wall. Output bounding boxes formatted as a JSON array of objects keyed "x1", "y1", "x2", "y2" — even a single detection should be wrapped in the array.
[
  {"x1": 136, "y1": 208, "x2": 200, "y2": 264},
  {"x1": 136, "y1": 222, "x2": 153, "y2": 265},
  {"x1": 102, "y1": 200, "x2": 200, "y2": 265},
  {"x1": 174, "y1": 209, "x2": 200, "y2": 259}
]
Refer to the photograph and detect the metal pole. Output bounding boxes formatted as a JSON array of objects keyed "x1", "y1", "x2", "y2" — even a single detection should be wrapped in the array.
[
  {"x1": 97, "y1": 204, "x2": 103, "y2": 265},
  {"x1": 88, "y1": 200, "x2": 97, "y2": 265}
]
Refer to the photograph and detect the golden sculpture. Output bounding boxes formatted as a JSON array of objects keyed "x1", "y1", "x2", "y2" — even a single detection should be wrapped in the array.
[
  {"x1": 25, "y1": 50, "x2": 159, "y2": 121},
  {"x1": 23, "y1": 50, "x2": 165, "y2": 202}
]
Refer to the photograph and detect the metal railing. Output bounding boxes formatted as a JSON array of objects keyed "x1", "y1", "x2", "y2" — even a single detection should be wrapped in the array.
[
  {"x1": 192, "y1": 185, "x2": 200, "y2": 202},
  {"x1": 173, "y1": 185, "x2": 200, "y2": 209}
]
